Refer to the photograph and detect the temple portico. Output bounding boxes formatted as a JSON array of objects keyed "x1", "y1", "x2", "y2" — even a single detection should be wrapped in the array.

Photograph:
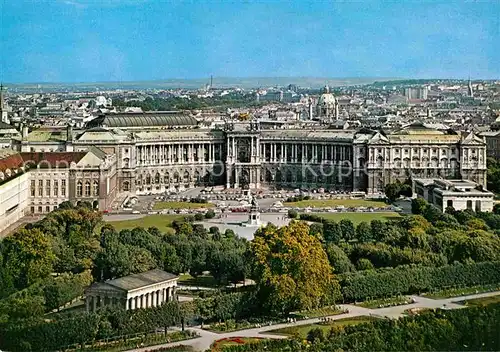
[{"x1": 85, "y1": 269, "x2": 178, "y2": 312}]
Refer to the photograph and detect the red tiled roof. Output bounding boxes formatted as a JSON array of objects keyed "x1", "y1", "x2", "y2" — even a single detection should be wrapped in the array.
[
  {"x1": 0, "y1": 153, "x2": 24, "y2": 173},
  {"x1": 20, "y1": 152, "x2": 87, "y2": 168}
]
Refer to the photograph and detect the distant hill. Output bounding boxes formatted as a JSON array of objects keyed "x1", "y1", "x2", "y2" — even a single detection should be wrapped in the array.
[{"x1": 5, "y1": 77, "x2": 401, "y2": 91}]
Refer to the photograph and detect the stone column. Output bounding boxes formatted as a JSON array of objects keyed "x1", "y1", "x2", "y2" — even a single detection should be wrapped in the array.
[
  {"x1": 125, "y1": 298, "x2": 129, "y2": 310},
  {"x1": 86, "y1": 297, "x2": 90, "y2": 312},
  {"x1": 232, "y1": 138, "x2": 236, "y2": 161},
  {"x1": 92, "y1": 296, "x2": 97, "y2": 311}
]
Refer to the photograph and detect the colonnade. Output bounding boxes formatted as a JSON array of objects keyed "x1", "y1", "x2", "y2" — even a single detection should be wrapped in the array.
[
  {"x1": 259, "y1": 143, "x2": 352, "y2": 164},
  {"x1": 86, "y1": 295, "x2": 125, "y2": 312},
  {"x1": 126, "y1": 286, "x2": 175, "y2": 310},
  {"x1": 136, "y1": 143, "x2": 222, "y2": 166},
  {"x1": 85, "y1": 286, "x2": 176, "y2": 312}
]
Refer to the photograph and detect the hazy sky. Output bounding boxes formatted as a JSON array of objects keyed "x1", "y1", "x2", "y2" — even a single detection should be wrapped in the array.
[{"x1": 1, "y1": 0, "x2": 499, "y2": 83}]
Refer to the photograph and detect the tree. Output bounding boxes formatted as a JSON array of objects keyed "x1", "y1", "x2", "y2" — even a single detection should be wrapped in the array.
[
  {"x1": 356, "y1": 258, "x2": 374, "y2": 270},
  {"x1": 385, "y1": 183, "x2": 401, "y2": 203},
  {"x1": 205, "y1": 209, "x2": 216, "y2": 219},
  {"x1": 287, "y1": 209, "x2": 298, "y2": 219},
  {"x1": 370, "y1": 220, "x2": 387, "y2": 242},
  {"x1": 309, "y1": 223, "x2": 323, "y2": 240},
  {"x1": 323, "y1": 221, "x2": 342, "y2": 244},
  {"x1": 339, "y1": 219, "x2": 355, "y2": 241},
  {"x1": 2, "y1": 228, "x2": 55, "y2": 289},
  {"x1": 493, "y1": 204, "x2": 500, "y2": 215},
  {"x1": 411, "y1": 198, "x2": 428, "y2": 215},
  {"x1": 325, "y1": 243, "x2": 355, "y2": 274},
  {"x1": 251, "y1": 222, "x2": 340, "y2": 314},
  {"x1": 307, "y1": 327, "x2": 325, "y2": 343},
  {"x1": 356, "y1": 222, "x2": 372, "y2": 243}
]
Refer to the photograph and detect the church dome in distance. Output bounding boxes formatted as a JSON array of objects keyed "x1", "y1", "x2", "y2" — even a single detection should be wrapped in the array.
[{"x1": 318, "y1": 85, "x2": 336, "y2": 106}]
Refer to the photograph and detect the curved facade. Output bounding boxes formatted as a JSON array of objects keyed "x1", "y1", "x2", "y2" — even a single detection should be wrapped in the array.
[{"x1": 18, "y1": 118, "x2": 488, "y2": 196}]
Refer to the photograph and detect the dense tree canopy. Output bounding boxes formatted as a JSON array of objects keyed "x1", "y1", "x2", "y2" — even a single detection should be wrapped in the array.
[{"x1": 251, "y1": 221, "x2": 340, "y2": 314}]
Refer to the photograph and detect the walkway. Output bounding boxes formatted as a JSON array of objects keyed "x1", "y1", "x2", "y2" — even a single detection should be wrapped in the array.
[{"x1": 125, "y1": 290, "x2": 500, "y2": 352}]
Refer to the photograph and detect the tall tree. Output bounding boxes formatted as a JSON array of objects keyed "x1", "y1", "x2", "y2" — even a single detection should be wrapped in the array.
[
  {"x1": 251, "y1": 222, "x2": 340, "y2": 314},
  {"x1": 2, "y1": 228, "x2": 54, "y2": 289}
]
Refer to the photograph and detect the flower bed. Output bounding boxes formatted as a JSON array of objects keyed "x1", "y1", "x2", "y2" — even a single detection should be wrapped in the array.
[{"x1": 211, "y1": 337, "x2": 263, "y2": 351}]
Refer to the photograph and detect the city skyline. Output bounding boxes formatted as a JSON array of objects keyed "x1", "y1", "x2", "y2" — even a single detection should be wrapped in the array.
[{"x1": 1, "y1": 0, "x2": 499, "y2": 83}]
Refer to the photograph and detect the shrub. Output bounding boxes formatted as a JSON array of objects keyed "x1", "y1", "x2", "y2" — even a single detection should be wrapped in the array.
[
  {"x1": 287, "y1": 209, "x2": 298, "y2": 219},
  {"x1": 205, "y1": 209, "x2": 216, "y2": 219}
]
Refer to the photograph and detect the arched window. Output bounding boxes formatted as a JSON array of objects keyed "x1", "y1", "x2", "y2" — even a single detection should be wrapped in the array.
[
  {"x1": 93, "y1": 181, "x2": 99, "y2": 196},
  {"x1": 146, "y1": 174, "x2": 151, "y2": 184},
  {"x1": 85, "y1": 181, "x2": 91, "y2": 197},
  {"x1": 77, "y1": 181, "x2": 83, "y2": 197},
  {"x1": 123, "y1": 181, "x2": 130, "y2": 191},
  {"x1": 155, "y1": 173, "x2": 160, "y2": 184},
  {"x1": 183, "y1": 171, "x2": 190, "y2": 183}
]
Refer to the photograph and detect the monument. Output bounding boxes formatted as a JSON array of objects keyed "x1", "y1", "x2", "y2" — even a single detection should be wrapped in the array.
[{"x1": 241, "y1": 193, "x2": 262, "y2": 227}]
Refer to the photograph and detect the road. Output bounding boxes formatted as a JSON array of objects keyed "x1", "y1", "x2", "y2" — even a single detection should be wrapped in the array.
[{"x1": 125, "y1": 290, "x2": 500, "y2": 352}]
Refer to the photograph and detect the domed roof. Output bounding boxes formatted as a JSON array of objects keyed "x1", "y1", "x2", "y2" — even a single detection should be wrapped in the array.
[
  {"x1": 317, "y1": 85, "x2": 336, "y2": 106},
  {"x1": 318, "y1": 92, "x2": 336, "y2": 106}
]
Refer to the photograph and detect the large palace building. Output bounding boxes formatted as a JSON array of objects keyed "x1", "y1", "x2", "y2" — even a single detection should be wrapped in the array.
[
  {"x1": 11, "y1": 111, "x2": 488, "y2": 191},
  {"x1": 0, "y1": 109, "x2": 489, "y2": 232}
]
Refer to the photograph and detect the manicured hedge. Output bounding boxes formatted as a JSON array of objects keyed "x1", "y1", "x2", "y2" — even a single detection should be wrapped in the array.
[{"x1": 340, "y1": 261, "x2": 500, "y2": 302}]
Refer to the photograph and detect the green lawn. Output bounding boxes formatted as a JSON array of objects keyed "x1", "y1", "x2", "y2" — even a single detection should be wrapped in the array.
[
  {"x1": 106, "y1": 214, "x2": 183, "y2": 233},
  {"x1": 459, "y1": 294, "x2": 500, "y2": 307},
  {"x1": 178, "y1": 273, "x2": 219, "y2": 288},
  {"x1": 153, "y1": 201, "x2": 214, "y2": 210},
  {"x1": 265, "y1": 316, "x2": 379, "y2": 338},
  {"x1": 357, "y1": 296, "x2": 412, "y2": 309},
  {"x1": 285, "y1": 199, "x2": 388, "y2": 208},
  {"x1": 314, "y1": 212, "x2": 401, "y2": 224},
  {"x1": 292, "y1": 305, "x2": 345, "y2": 319}
]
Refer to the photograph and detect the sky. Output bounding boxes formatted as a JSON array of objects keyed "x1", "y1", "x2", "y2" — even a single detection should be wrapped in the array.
[{"x1": 1, "y1": 0, "x2": 499, "y2": 83}]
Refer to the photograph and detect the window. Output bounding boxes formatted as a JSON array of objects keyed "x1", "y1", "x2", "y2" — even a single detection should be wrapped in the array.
[
  {"x1": 85, "y1": 181, "x2": 91, "y2": 197},
  {"x1": 45, "y1": 206, "x2": 50, "y2": 213},
  {"x1": 77, "y1": 181, "x2": 83, "y2": 197},
  {"x1": 31, "y1": 180, "x2": 36, "y2": 197},
  {"x1": 46, "y1": 180, "x2": 51, "y2": 197},
  {"x1": 61, "y1": 180, "x2": 66, "y2": 196},
  {"x1": 38, "y1": 206, "x2": 42, "y2": 213},
  {"x1": 123, "y1": 181, "x2": 130, "y2": 191},
  {"x1": 30, "y1": 206, "x2": 35, "y2": 214},
  {"x1": 93, "y1": 181, "x2": 99, "y2": 196},
  {"x1": 54, "y1": 180, "x2": 58, "y2": 197},
  {"x1": 38, "y1": 180, "x2": 43, "y2": 196}
]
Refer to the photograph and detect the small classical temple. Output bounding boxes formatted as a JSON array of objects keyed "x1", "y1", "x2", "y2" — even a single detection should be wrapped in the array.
[{"x1": 84, "y1": 269, "x2": 178, "y2": 312}]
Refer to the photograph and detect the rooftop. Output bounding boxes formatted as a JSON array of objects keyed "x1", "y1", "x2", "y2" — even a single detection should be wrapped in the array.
[
  {"x1": 87, "y1": 112, "x2": 198, "y2": 129},
  {"x1": 27, "y1": 129, "x2": 68, "y2": 142},
  {"x1": 106, "y1": 269, "x2": 178, "y2": 292}
]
